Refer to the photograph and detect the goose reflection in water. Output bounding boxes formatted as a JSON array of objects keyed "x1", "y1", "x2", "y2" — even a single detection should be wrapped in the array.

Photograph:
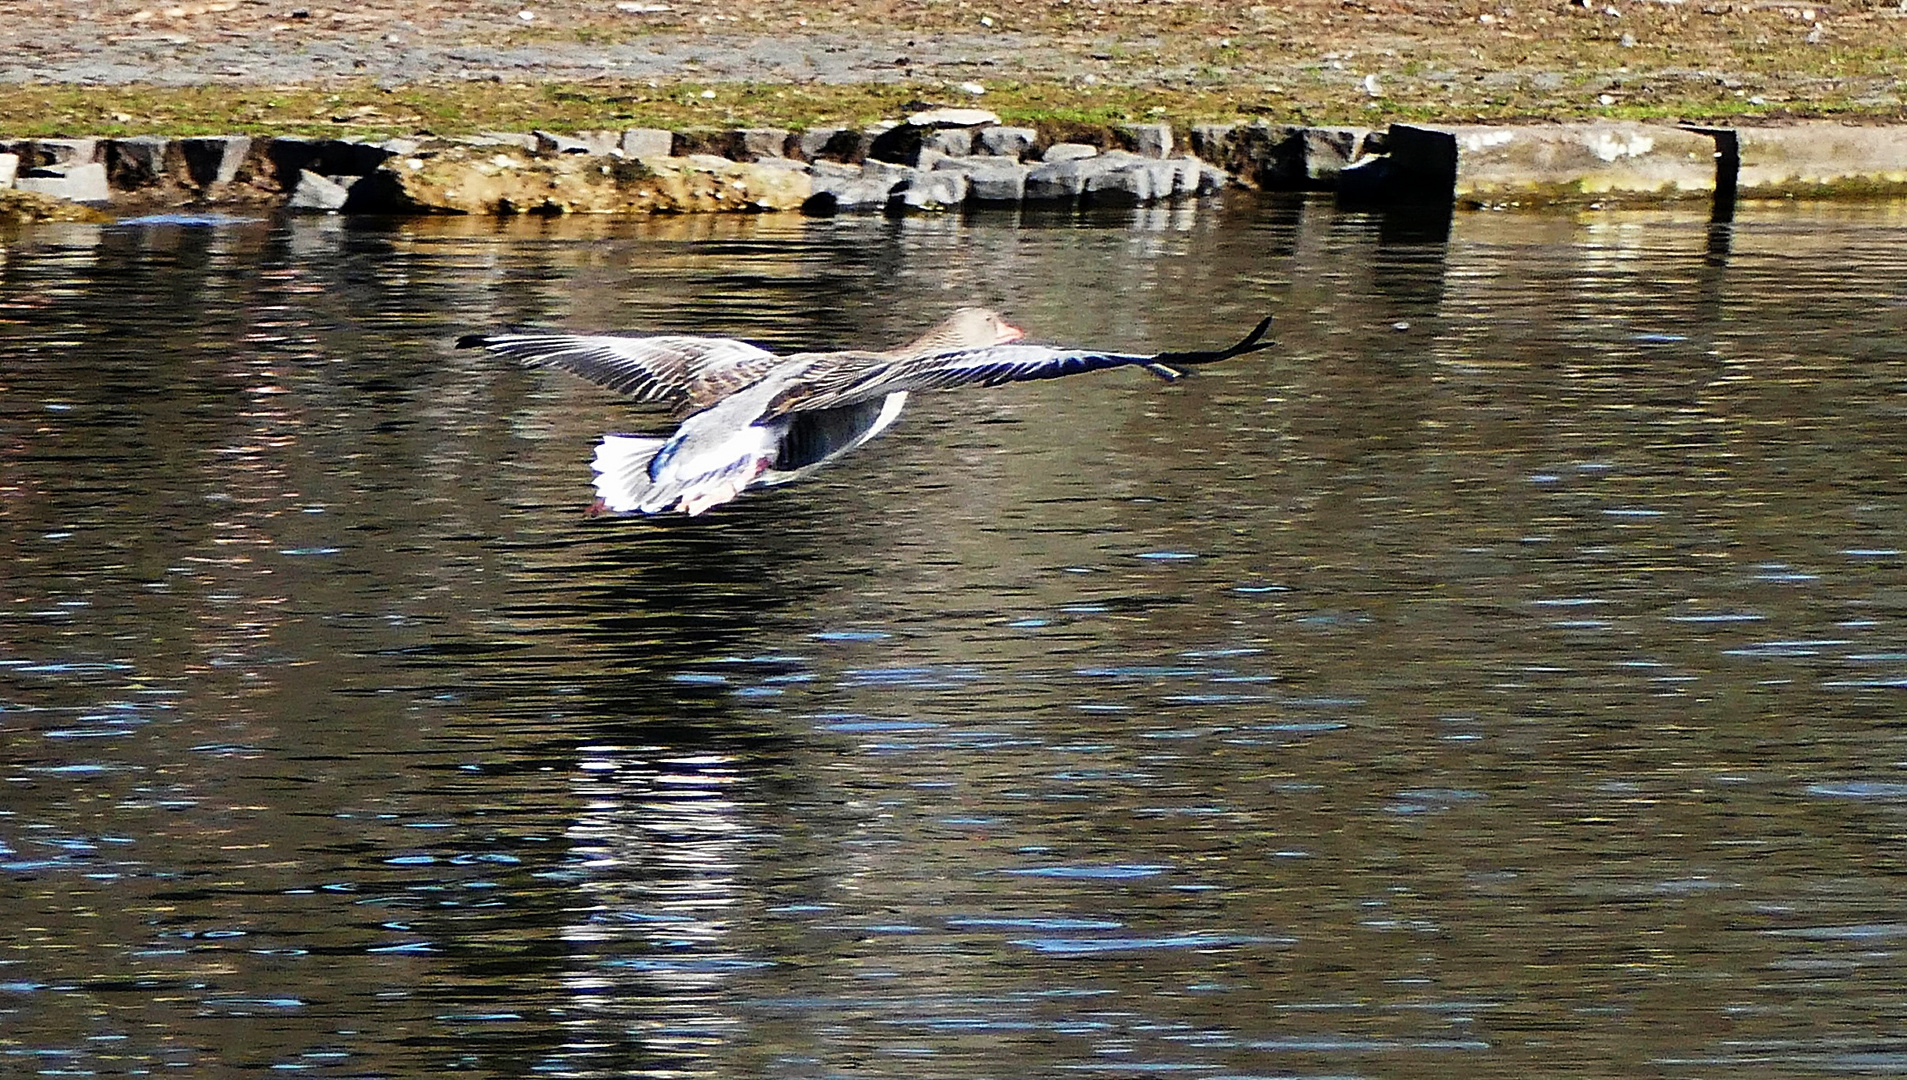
[
  {"x1": 459, "y1": 311, "x2": 1274, "y2": 516},
  {"x1": 557, "y1": 747, "x2": 758, "y2": 1067}
]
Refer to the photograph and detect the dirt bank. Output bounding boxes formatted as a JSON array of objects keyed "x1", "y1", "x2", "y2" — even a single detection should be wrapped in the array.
[{"x1": 3, "y1": 0, "x2": 1904, "y2": 137}]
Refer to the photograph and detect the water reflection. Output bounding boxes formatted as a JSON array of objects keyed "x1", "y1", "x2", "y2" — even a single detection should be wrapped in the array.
[{"x1": 2, "y1": 197, "x2": 1906, "y2": 1077}]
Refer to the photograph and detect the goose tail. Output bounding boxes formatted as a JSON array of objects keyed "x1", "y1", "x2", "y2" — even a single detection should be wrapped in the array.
[{"x1": 590, "y1": 434, "x2": 669, "y2": 514}]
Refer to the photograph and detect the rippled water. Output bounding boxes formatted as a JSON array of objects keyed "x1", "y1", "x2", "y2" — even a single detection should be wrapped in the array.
[{"x1": 2, "y1": 198, "x2": 1906, "y2": 1078}]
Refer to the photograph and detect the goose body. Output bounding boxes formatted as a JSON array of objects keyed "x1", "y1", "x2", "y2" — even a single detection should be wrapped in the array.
[{"x1": 458, "y1": 309, "x2": 1272, "y2": 516}]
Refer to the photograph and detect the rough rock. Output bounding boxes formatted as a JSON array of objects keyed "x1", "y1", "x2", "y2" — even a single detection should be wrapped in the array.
[
  {"x1": 901, "y1": 169, "x2": 968, "y2": 210},
  {"x1": 1733, "y1": 122, "x2": 1907, "y2": 198},
  {"x1": 0, "y1": 187, "x2": 113, "y2": 224},
  {"x1": 975, "y1": 126, "x2": 1037, "y2": 159},
  {"x1": 1121, "y1": 123, "x2": 1173, "y2": 159},
  {"x1": 620, "y1": 128, "x2": 673, "y2": 159},
  {"x1": 15, "y1": 162, "x2": 110, "y2": 203},
  {"x1": 343, "y1": 143, "x2": 812, "y2": 214},
  {"x1": 933, "y1": 156, "x2": 1029, "y2": 201},
  {"x1": 287, "y1": 169, "x2": 355, "y2": 211}
]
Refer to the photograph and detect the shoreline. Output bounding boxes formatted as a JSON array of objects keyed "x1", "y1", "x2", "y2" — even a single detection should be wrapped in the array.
[
  {"x1": 5, "y1": 1, "x2": 1905, "y2": 222},
  {"x1": 6, "y1": 116, "x2": 1907, "y2": 225}
]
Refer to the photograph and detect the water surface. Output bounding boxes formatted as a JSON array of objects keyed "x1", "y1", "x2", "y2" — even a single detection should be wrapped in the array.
[{"x1": 2, "y1": 198, "x2": 1906, "y2": 1078}]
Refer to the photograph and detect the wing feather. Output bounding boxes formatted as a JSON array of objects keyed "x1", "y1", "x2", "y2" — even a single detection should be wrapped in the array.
[
  {"x1": 766, "y1": 317, "x2": 1275, "y2": 414},
  {"x1": 457, "y1": 332, "x2": 784, "y2": 413}
]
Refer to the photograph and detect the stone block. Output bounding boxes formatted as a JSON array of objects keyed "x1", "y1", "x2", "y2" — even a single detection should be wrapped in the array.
[
  {"x1": 1334, "y1": 154, "x2": 1395, "y2": 205},
  {"x1": 266, "y1": 138, "x2": 396, "y2": 187},
  {"x1": 1164, "y1": 156, "x2": 1208, "y2": 197},
  {"x1": 923, "y1": 128, "x2": 974, "y2": 157},
  {"x1": 21, "y1": 138, "x2": 99, "y2": 168},
  {"x1": 1189, "y1": 122, "x2": 1303, "y2": 189},
  {"x1": 671, "y1": 129, "x2": 739, "y2": 158},
  {"x1": 902, "y1": 170, "x2": 968, "y2": 210},
  {"x1": 1734, "y1": 122, "x2": 1907, "y2": 198},
  {"x1": 975, "y1": 126, "x2": 1037, "y2": 159},
  {"x1": 476, "y1": 131, "x2": 540, "y2": 150},
  {"x1": 795, "y1": 127, "x2": 871, "y2": 163},
  {"x1": 1025, "y1": 157, "x2": 1105, "y2": 201},
  {"x1": 1121, "y1": 123, "x2": 1173, "y2": 158},
  {"x1": 1380, "y1": 124, "x2": 1458, "y2": 204},
  {"x1": 1300, "y1": 127, "x2": 1374, "y2": 187},
  {"x1": 1040, "y1": 142, "x2": 1099, "y2": 163},
  {"x1": 287, "y1": 169, "x2": 354, "y2": 211},
  {"x1": 861, "y1": 158, "x2": 916, "y2": 189},
  {"x1": 735, "y1": 127, "x2": 792, "y2": 161},
  {"x1": 1083, "y1": 159, "x2": 1182, "y2": 206},
  {"x1": 349, "y1": 148, "x2": 811, "y2": 214},
  {"x1": 106, "y1": 136, "x2": 173, "y2": 189},
  {"x1": 791, "y1": 127, "x2": 842, "y2": 162},
  {"x1": 15, "y1": 162, "x2": 110, "y2": 203},
  {"x1": 534, "y1": 130, "x2": 604, "y2": 155},
  {"x1": 933, "y1": 157, "x2": 1029, "y2": 201},
  {"x1": 620, "y1": 128, "x2": 674, "y2": 158},
  {"x1": 906, "y1": 106, "x2": 999, "y2": 128},
  {"x1": 750, "y1": 158, "x2": 812, "y2": 177},
  {"x1": 806, "y1": 160, "x2": 906, "y2": 212},
  {"x1": 868, "y1": 124, "x2": 928, "y2": 166},
  {"x1": 0, "y1": 152, "x2": 17, "y2": 189},
  {"x1": 178, "y1": 135, "x2": 252, "y2": 187}
]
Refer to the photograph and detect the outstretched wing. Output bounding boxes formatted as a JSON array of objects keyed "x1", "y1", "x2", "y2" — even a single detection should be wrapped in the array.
[
  {"x1": 456, "y1": 331, "x2": 785, "y2": 414},
  {"x1": 769, "y1": 316, "x2": 1275, "y2": 415}
]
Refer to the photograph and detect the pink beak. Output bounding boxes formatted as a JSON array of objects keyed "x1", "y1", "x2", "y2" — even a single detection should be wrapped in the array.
[{"x1": 998, "y1": 322, "x2": 1026, "y2": 343}]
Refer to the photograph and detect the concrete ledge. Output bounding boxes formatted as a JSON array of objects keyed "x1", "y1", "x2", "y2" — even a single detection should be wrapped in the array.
[
  {"x1": 1735, "y1": 122, "x2": 1907, "y2": 199},
  {"x1": 1452, "y1": 123, "x2": 1717, "y2": 204}
]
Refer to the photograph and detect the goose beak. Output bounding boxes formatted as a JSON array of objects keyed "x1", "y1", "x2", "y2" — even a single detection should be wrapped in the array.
[{"x1": 998, "y1": 322, "x2": 1026, "y2": 343}]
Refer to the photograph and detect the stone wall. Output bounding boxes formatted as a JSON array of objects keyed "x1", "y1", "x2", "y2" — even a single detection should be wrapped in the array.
[{"x1": 6, "y1": 113, "x2": 1907, "y2": 221}]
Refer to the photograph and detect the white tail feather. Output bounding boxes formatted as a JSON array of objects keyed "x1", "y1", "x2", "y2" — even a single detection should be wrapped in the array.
[{"x1": 590, "y1": 434, "x2": 667, "y2": 513}]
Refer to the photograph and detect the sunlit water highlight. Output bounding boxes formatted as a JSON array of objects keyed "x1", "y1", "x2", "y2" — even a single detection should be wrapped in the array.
[{"x1": 1, "y1": 197, "x2": 1905, "y2": 1078}]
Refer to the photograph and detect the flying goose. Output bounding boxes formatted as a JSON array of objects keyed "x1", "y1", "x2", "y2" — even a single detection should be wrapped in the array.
[{"x1": 458, "y1": 310, "x2": 1273, "y2": 516}]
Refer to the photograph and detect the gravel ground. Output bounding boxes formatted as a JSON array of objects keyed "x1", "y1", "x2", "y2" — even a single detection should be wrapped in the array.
[{"x1": 4, "y1": 0, "x2": 1904, "y2": 126}]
